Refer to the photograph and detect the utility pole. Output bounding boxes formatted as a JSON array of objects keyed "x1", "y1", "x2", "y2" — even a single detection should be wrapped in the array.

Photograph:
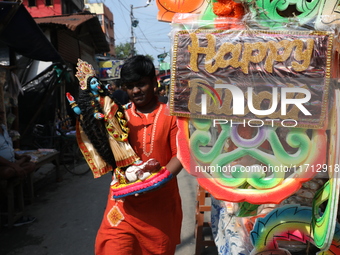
[
  {"x1": 130, "y1": 0, "x2": 152, "y2": 57},
  {"x1": 130, "y1": 5, "x2": 135, "y2": 57}
]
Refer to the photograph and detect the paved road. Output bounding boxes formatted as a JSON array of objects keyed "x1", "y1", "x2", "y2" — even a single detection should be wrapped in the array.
[{"x1": 0, "y1": 164, "x2": 217, "y2": 255}]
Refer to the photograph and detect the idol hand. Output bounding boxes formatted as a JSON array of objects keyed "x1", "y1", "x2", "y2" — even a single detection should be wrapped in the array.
[
  {"x1": 66, "y1": 92, "x2": 81, "y2": 115},
  {"x1": 94, "y1": 112, "x2": 105, "y2": 119}
]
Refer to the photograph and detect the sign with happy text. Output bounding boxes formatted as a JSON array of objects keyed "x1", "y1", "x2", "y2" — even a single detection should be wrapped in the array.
[{"x1": 169, "y1": 29, "x2": 336, "y2": 129}]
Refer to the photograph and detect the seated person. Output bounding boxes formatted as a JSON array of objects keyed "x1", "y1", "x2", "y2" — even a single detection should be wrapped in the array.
[{"x1": 0, "y1": 110, "x2": 35, "y2": 179}]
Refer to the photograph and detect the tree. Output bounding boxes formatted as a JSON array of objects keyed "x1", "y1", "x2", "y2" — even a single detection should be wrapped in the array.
[
  {"x1": 115, "y1": 42, "x2": 134, "y2": 59},
  {"x1": 115, "y1": 42, "x2": 154, "y2": 62},
  {"x1": 146, "y1": 54, "x2": 154, "y2": 63}
]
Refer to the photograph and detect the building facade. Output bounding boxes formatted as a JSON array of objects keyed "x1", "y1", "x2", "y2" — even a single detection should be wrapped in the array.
[
  {"x1": 86, "y1": 3, "x2": 115, "y2": 57},
  {"x1": 22, "y1": 0, "x2": 84, "y2": 17}
]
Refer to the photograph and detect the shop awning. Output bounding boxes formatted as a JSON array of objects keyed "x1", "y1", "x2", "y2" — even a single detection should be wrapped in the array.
[
  {"x1": 35, "y1": 13, "x2": 110, "y2": 54},
  {"x1": 0, "y1": 2, "x2": 62, "y2": 62}
]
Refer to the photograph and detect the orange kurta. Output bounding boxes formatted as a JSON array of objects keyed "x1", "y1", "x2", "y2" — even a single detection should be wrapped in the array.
[{"x1": 95, "y1": 101, "x2": 183, "y2": 255}]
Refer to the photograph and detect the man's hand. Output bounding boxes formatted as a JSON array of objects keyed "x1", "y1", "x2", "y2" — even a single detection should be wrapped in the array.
[{"x1": 15, "y1": 154, "x2": 31, "y2": 162}]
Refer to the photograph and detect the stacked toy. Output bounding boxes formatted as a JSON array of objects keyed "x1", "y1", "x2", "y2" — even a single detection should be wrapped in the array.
[{"x1": 156, "y1": 0, "x2": 340, "y2": 253}]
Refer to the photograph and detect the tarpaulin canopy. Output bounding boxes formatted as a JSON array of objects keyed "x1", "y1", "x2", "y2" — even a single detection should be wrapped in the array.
[
  {"x1": 0, "y1": 2, "x2": 62, "y2": 62},
  {"x1": 18, "y1": 63, "x2": 65, "y2": 148}
]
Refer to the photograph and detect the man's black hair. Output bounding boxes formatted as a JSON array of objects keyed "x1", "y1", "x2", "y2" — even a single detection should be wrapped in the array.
[{"x1": 120, "y1": 55, "x2": 155, "y2": 83}]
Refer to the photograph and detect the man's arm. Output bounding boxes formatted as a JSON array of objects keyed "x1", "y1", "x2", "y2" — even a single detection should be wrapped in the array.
[
  {"x1": 15, "y1": 153, "x2": 31, "y2": 164},
  {"x1": 0, "y1": 155, "x2": 24, "y2": 176},
  {"x1": 166, "y1": 156, "x2": 182, "y2": 176},
  {"x1": 0, "y1": 155, "x2": 15, "y2": 167},
  {"x1": 166, "y1": 117, "x2": 183, "y2": 176}
]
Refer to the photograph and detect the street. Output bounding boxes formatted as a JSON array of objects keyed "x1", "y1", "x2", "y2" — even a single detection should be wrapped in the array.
[{"x1": 0, "y1": 164, "x2": 216, "y2": 255}]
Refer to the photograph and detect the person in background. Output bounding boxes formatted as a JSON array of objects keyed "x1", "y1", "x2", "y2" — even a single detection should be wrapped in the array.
[
  {"x1": 0, "y1": 110, "x2": 35, "y2": 179},
  {"x1": 156, "y1": 85, "x2": 168, "y2": 104},
  {"x1": 107, "y1": 78, "x2": 130, "y2": 105},
  {"x1": 95, "y1": 55, "x2": 183, "y2": 255},
  {"x1": 0, "y1": 109, "x2": 36, "y2": 226}
]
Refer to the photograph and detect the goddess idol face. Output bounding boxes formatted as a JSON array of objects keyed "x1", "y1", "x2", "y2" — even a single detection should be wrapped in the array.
[{"x1": 89, "y1": 77, "x2": 101, "y2": 94}]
